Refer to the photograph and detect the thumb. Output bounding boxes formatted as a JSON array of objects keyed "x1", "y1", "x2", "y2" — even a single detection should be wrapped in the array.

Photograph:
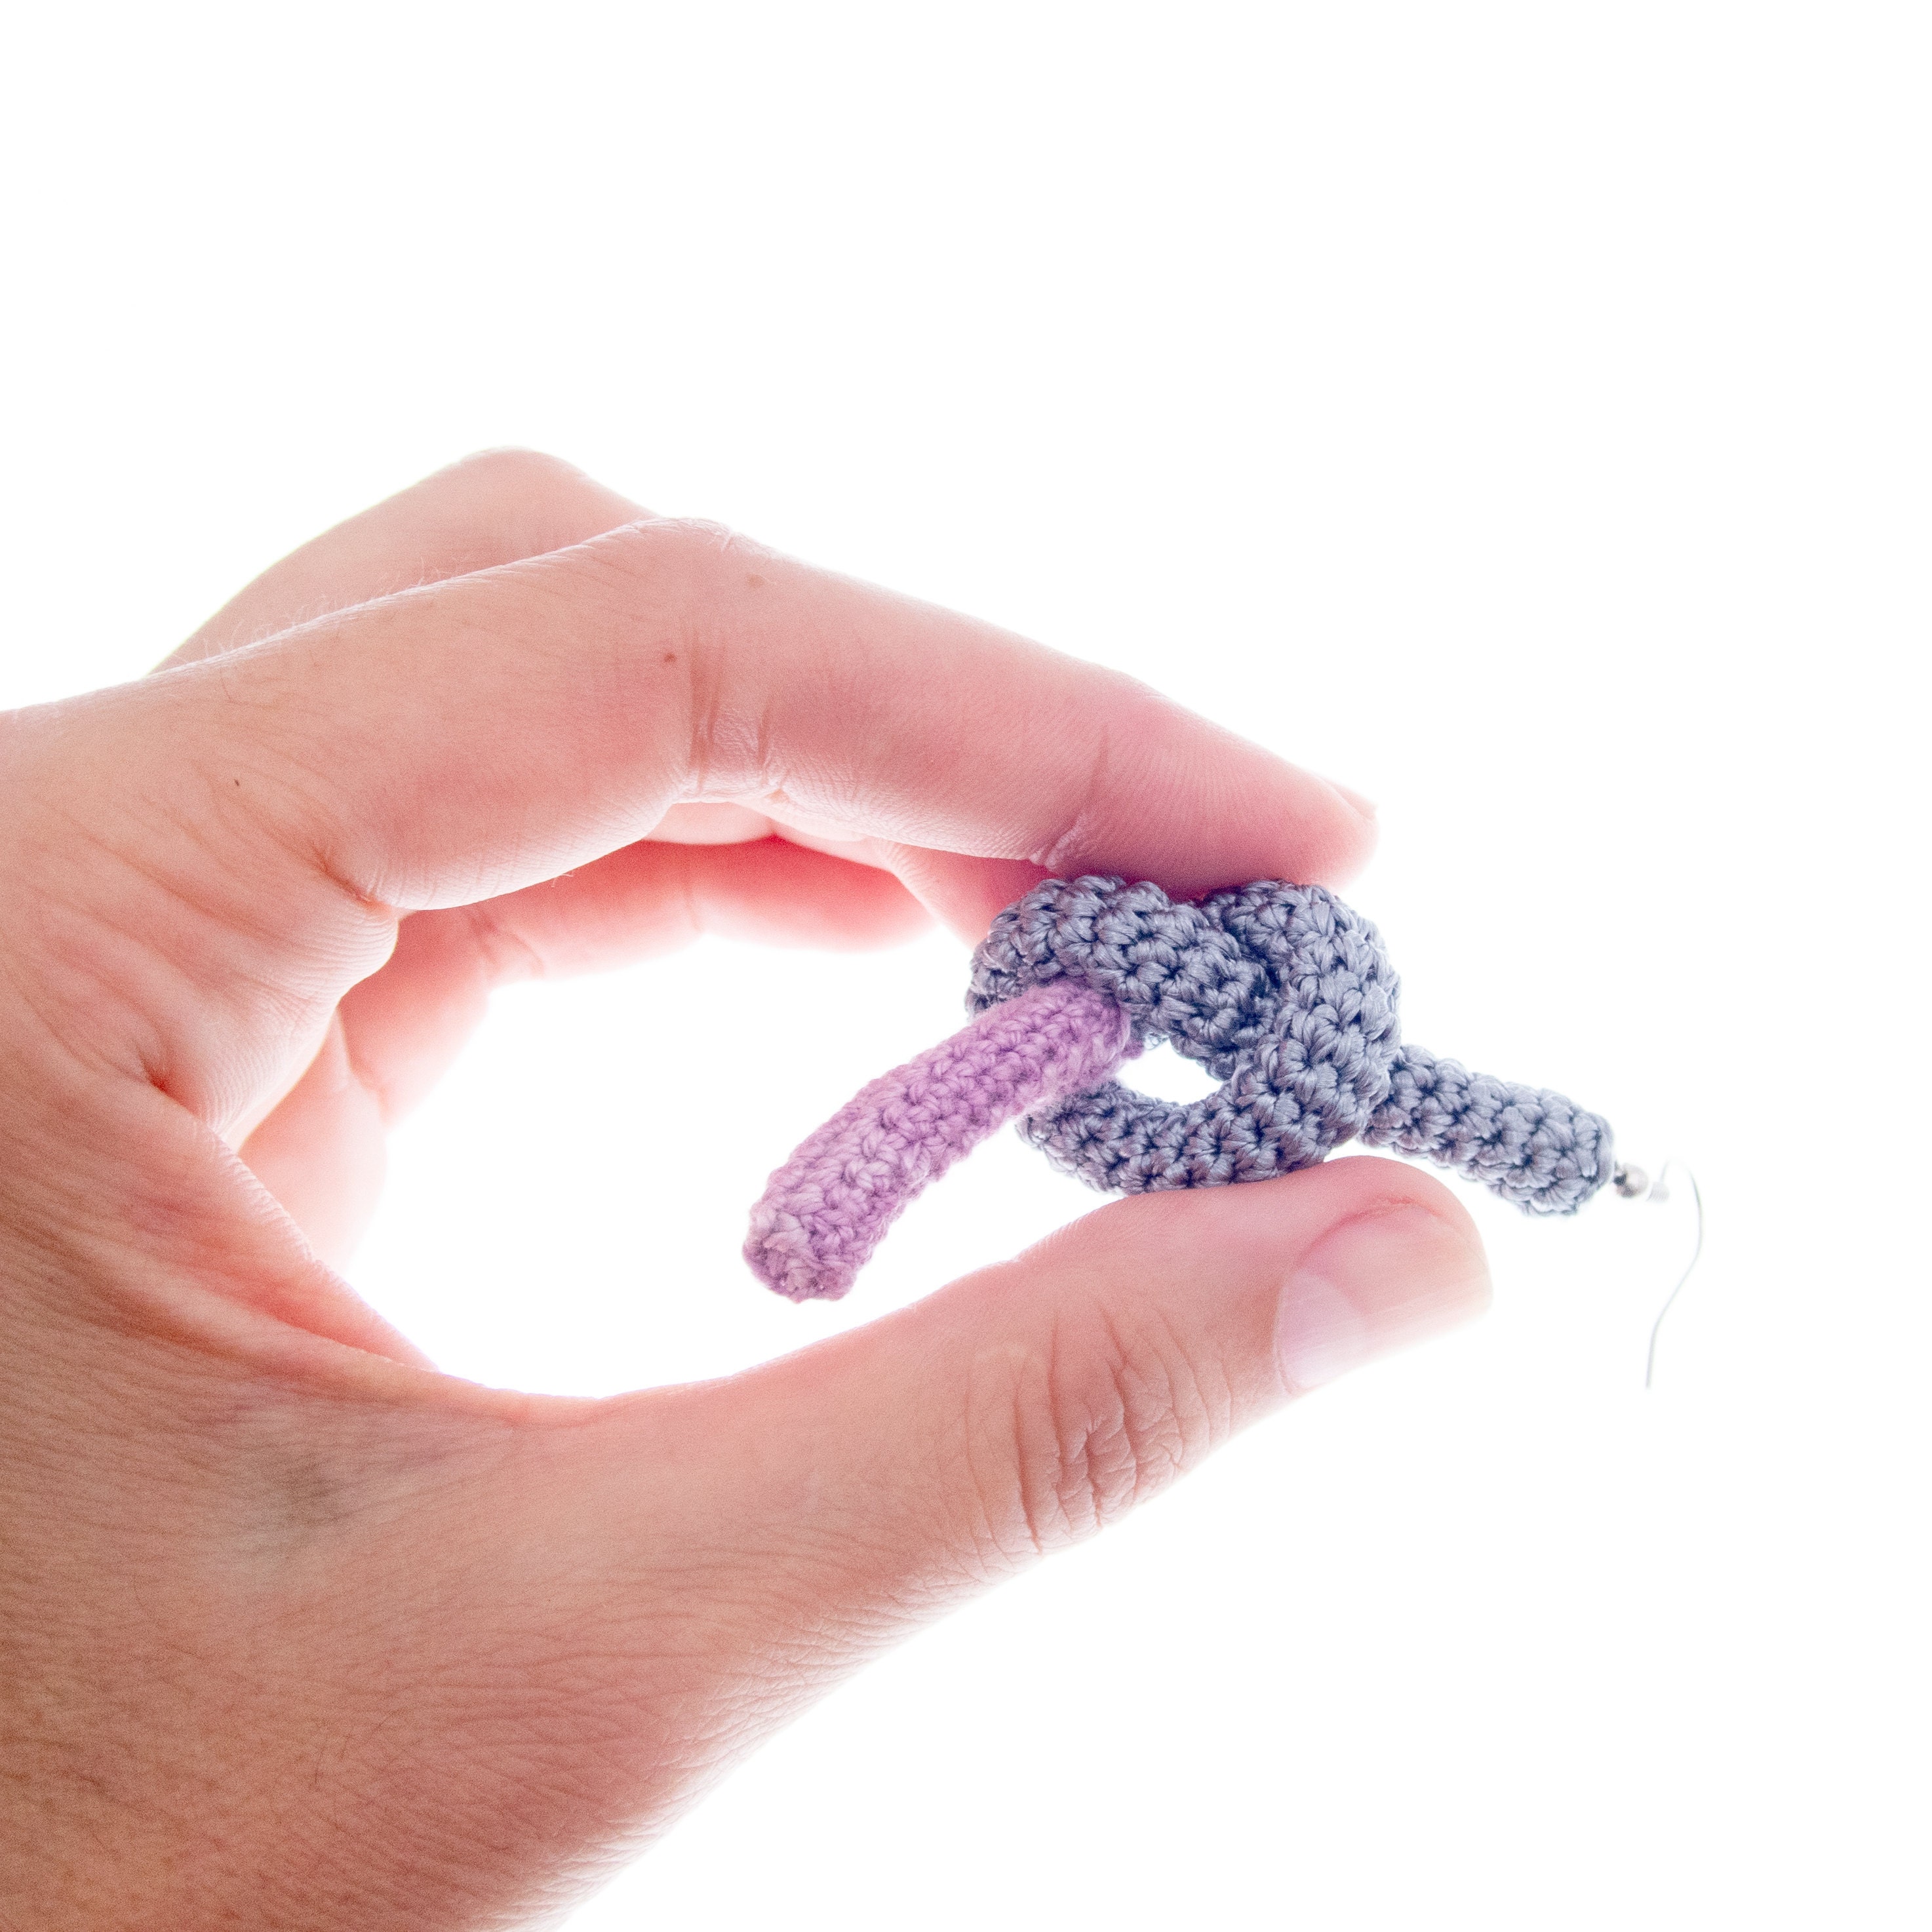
[
  {"x1": 523, "y1": 1156, "x2": 1489, "y2": 1777},
  {"x1": 696, "y1": 1156, "x2": 1491, "y2": 1611},
  {"x1": 362, "y1": 1158, "x2": 1489, "y2": 1913}
]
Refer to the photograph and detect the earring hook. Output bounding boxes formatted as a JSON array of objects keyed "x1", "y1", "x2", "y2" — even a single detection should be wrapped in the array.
[{"x1": 1624, "y1": 1156, "x2": 1704, "y2": 1390}]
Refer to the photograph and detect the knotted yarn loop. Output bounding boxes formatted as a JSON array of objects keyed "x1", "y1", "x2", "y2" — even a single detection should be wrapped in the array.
[
  {"x1": 968, "y1": 875, "x2": 1404, "y2": 1191},
  {"x1": 745, "y1": 874, "x2": 1615, "y2": 1301}
]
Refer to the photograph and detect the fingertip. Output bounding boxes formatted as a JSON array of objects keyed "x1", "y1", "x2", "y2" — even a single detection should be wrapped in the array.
[
  {"x1": 1309, "y1": 775, "x2": 1380, "y2": 886},
  {"x1": 1028, "y1": 1152, "x2": 1477, "y2": 1284},
  {"x1": 1322, "y1": 773, "x2": 1379, "y2": 823},
  {"x1": 1001, "y1": 1154, "x2": 1489, "y2": 1402},
  {"x1": 1263, "y1": 1159, "x2": 1491, "y2": 1396},
  {"x1": 1026, "y1": 690, "x2": 1383, "y2": 902}
]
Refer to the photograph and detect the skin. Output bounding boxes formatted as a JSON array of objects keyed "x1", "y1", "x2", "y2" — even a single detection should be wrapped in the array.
[{"x1": 0, "y1": 452, "x2": 1491, "y2": 1930}]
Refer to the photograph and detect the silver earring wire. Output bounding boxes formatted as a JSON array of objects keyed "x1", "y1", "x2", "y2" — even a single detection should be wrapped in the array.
[{"x1": 1641, "y1": 1156, "x2": 1704, "y2": 1390}]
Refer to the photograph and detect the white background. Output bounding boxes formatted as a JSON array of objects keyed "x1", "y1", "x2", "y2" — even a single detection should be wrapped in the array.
[{"x1": 3, "y1": 5, "x2": 1927, "y2": 1927}]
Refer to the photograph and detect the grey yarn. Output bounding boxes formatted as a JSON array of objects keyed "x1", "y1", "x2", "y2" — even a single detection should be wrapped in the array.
[{"x1": 966, "y1": 875, "x2": 1611, "y2": 1215}]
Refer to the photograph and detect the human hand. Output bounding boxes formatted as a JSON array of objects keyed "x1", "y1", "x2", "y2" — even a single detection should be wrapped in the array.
[{"x1": 0, "y1": 452, "x2": 1490, "y2": 1929}]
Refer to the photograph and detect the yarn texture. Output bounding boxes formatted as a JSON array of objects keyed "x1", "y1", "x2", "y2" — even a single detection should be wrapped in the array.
[
  {"x1": 746, "y1": 977, "x2": 1138, "y2": 1302},
  {"x1": 745, "y1": 875, "x2": 1613, "y2": 1302}
]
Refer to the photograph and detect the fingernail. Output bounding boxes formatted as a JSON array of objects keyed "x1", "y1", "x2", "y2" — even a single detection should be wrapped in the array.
[{"x1": 1276, "y1": 1206, "x2": 1490, "y2": 1395}]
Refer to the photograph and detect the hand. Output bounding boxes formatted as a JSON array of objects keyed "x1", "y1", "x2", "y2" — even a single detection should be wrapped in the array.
[{"x1": 0, "y1": 452, "x2": 1489, "y2": 1929}]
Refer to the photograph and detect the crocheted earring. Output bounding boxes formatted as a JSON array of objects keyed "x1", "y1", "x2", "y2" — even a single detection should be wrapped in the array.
[{"x1": 747, "y1": 874, "x2": 1634, "y2": 1305}]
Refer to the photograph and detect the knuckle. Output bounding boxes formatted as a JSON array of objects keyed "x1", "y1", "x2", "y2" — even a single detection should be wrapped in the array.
[
  {"x1": 975, "y1": 1298, "x2": 1225, "y2": 1560},
  {"x1": 436, "y1": 448, "x2": 642, "y2": 562},
  {"x1": 444, "y1": 445, "x2": 589, "y2": 494},
  {"x1": 588, "y1": 515, "x2": 738, "y2": 586},
  {"x1": 660, "y1": 513, "x2": 738, "y2": 545},
  {"x1": 1033, "y1": 669, "x2": 1177, "y2": 877},
  {"x1": 628, "y1": 514, "x2": 743, "y2": 560},
  {"x1": 588, "y1": 517, "x2": 777, "y2": 797}
]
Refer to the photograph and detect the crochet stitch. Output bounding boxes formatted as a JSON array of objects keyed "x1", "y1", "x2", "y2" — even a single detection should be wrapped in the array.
[{"x1": 747, "y1": 875, "x2": 1613, "y2": 1301}]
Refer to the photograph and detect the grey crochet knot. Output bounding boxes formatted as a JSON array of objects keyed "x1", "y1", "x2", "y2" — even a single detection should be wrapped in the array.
[{"x1": 967, "y1": 875, "x2": 1612, "y2": 1215}]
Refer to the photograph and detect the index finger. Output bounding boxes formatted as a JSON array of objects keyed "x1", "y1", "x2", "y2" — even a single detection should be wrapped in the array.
[
  {"x1": 20, "y1": 515, "x2": 1377, "y2": 1120},
  {"x1": 150, "y1": 517, "x2": 1373, "y2": 911}
]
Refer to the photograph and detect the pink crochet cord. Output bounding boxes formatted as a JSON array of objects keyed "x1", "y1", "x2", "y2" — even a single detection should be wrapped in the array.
[{"x1": 745, "y1": 979, "x2": 1138, "y2": 1301}]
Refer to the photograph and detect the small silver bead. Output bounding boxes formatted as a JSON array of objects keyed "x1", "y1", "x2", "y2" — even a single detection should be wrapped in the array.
[{"x1": 1613, "y1": 1162, "x2": 1649, "y2": 1200}]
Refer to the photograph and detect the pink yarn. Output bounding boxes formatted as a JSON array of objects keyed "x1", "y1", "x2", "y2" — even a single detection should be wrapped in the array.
[{"x1": 745, "y1": 978, "x2": 1138, "y2": 1301}]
